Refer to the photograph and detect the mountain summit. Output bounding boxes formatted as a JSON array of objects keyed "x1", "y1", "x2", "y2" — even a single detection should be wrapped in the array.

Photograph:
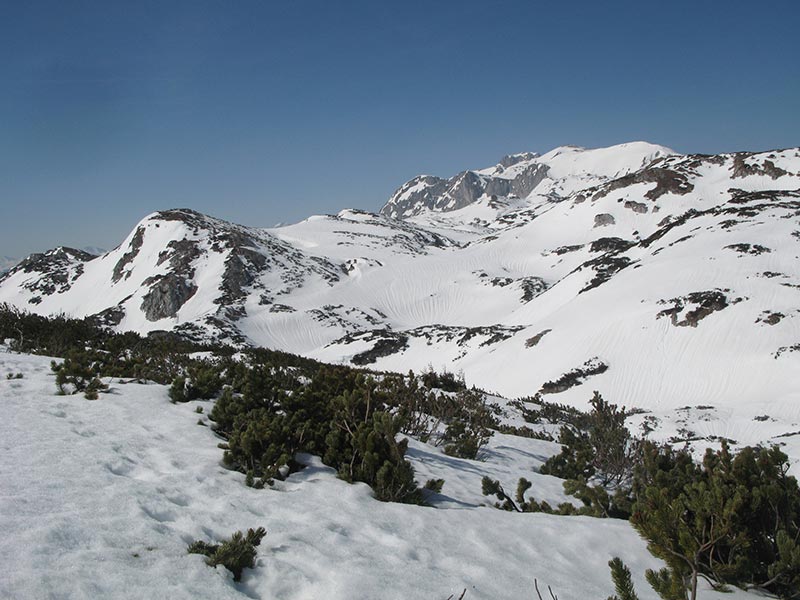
[
  {"x1": 380, "y1": 142, "x2": 674, "y2": 219},
  {"x1": 2, "y1": 142, "x2": 799, "y2": 416}
]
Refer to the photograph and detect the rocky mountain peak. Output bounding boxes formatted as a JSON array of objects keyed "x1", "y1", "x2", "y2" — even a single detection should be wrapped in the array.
[
  {"x1": 381, "y1": 142, "x2": 678, "y2": 220},
  {"x1": 498, "y1": 152, "x2": 539, "y2": 168}
]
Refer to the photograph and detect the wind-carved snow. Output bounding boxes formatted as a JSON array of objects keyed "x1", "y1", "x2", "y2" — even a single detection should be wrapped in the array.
[{"x1": 1, "y1": 144, "x2": 799, "y2": 425}]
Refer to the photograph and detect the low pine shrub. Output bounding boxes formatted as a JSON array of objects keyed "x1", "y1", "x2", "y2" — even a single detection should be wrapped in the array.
[{"x1": 188, "y1": 527, "x2": 267, "y2": 582}]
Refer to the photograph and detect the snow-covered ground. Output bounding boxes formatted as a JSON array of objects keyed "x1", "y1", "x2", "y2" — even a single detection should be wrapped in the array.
[
  {"x1": 1, "y1": 143, "x2": 798, "y2": 420},
  {"x1": 2, "y1": 142, "x2": 799, "y2": 596},
  {"x1": 0, "y1": 350, "x2": 765, "y2": 599}
]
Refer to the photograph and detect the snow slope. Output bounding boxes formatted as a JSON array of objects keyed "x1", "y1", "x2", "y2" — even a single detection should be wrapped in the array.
[
  {"x1": 0, "y1": 349, "x2": 762, "y2": 600},
  {"x1": 1, "y1": 143, "x2": 799, "y2": 447}
]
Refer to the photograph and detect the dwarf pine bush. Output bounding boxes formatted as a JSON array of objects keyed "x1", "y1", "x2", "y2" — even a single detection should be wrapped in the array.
[{"x1": 188, "y1": 527, "x2": 267, "y2": 582}]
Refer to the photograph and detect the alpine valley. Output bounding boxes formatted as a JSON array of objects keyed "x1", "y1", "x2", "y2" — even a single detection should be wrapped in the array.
[
  {"x1": 3, "y1": 142, "x2": 799, "y2": 415},
  {"x1": 3, "y1": 141, "x2": 800, "y2": 600}
]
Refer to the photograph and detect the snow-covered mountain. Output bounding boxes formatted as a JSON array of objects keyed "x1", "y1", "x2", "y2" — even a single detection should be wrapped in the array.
[
  {"x1": 2, "y1": 142, "x2": 799, "y2": 430},
  {"x1": 381, "y1": 142, "x2": 673, "y2": 219}
]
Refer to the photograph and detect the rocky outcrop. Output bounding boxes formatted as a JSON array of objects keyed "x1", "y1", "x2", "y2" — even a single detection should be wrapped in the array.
[
  {"x1": 519, "y1": 277, "x2": 549, "y2": 302},
  {"x1": 112, "y1": 226, "x2": 145, "y2": 283},
  {"x1": 499, "y1": 152, "x2": 538, "y2": 168},
  {"x1": 141, "y1": 273, "x2": 198, "y2": 321},
  {"x1": 657, "y1": 290, "x2": 734, "y2": 328},
  {"x1": 138, "y1": 230, "x2": 203, "y2": 321},
  {"x1": 381, "y1": 175, "x2": 450, "y2": 219},
  {"x1": 624, "y1": 200, "x2": 648, "y2": 214},
  {"x1": 381, "y1": 158, "x2": 549, "y2": 219},
  {"x1": 724, "y1": 243, "x2": 771, "y2": 255},
  {"x1": 9, "y1": 247, "x2": 95, "y2": 300},
  {"x1": 594, "y1": 213, "x2": 616, "y2": 227},
  {"x1": 731, "y1": 154, "x2": 788, "y2": 179},
  {"x1": 525, "y1": 329, "x2": 551, "y2": 348},
  {"x1": 593, "y1": 167, "x2": 694, "y2": 202},
  {"x1": 539, "y1": 358, "x2": 608, "y2": 394},
  {"x1": 589, "y1": 237, "x2": 634, "y2": 253}
]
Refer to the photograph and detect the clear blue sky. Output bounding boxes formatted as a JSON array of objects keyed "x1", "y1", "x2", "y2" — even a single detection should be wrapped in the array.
[{"x1": 2, "y1": 0, "x2": 799, "y2": 259}]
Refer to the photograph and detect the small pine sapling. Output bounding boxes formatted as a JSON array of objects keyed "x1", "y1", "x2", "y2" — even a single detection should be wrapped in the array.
[
  {"x1": 84, "y1": 376, "x2": 108, "y2": 400},
  {"x1": 424, "y1": 478, "x2": 445, "y2": 493},
  {"x1": 188, "y1": 527, "x2": 267, "y2": 582}
]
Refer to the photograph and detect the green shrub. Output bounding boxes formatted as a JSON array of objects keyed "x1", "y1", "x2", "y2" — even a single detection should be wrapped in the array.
[
  {"x1": 169, "y1": 365, "x2": 222, "y2": 403},
  {"x1": 632, "y1": 441, "x2": 800, "y2": 600},
  {"x1": 389, "y1": 375, "x2": 496, "y2": 459},
  {"x1": 424, "y1": 478, "x2": 445, "y2": 493},
  {"x1": 440, "y1": 389, "x2": 496, "y2": 460},
  {"x1": 188, "y1": 527, "x2": 266, "y2": 582},
  {"x1": 168, "y1": 376, "x2": 187, "y2": 403},
  {"x1": 1, "y1": 307, "x2": 486, "y2": 505},
  {"x1": 212, "y1": 371, "x2": 423, "y2": 503},
  {"x1": 537, "y1": 392, "x2": 638, "y2": 518},
  {"x1": 324, "y1": 385, "x2": 421, "y2": 503},
  {"x1": 420, "y1": 366, "x2": 465, "y2": 392},
  {"x1": 540, "y1": 392, "x2": 637, "y2": 487},
  {"x1": 83, "y1": 376, "x2": 108, "y2": 400},
  {"x1": 607, "y1": 558, "x2": 640, "y2": 600}
]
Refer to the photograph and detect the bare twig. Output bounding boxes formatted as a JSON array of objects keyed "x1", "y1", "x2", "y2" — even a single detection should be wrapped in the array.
[{"x1": 534, "y1": 579, "x2": 558, "y2": 600}]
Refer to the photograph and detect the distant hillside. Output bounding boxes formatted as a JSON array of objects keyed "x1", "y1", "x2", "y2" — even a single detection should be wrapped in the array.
[{"x1": 1, "y1": 143, "x2": 798, "y2": 418}]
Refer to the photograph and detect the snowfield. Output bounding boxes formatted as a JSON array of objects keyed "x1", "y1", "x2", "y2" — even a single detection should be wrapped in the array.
[
  {"x1": 1, "y1": 143, "x2": 798, "y2": 422},
  {"x1": 0, "y1": 350, "x2": 766, "y2": 599},
  {"x1": 1, "y1": 141, "x2": 799, "y2": 598}
]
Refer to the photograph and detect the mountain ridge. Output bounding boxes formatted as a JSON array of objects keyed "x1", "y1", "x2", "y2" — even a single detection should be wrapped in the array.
[
  {"x1": 2, "y1": 142, "x2": 799, "y2": 424},
  {"x1": 380, "y1": 141, "x2": 675, "y2": 219}
]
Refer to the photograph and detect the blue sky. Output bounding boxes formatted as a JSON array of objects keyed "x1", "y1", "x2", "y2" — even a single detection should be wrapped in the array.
[{"x1": 2, "y1": 0, "x2": 799, "y2": 258}]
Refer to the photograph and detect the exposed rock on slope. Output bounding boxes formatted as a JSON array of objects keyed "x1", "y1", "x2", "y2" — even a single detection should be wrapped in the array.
[{"x1": 2, "y1": 143, "x2": 799, "y2": 412}]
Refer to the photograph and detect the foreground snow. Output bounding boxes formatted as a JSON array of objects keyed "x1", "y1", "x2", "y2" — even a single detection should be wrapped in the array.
[{"x1": 0, "y1": 351, "x2": 764, "y2": 599}]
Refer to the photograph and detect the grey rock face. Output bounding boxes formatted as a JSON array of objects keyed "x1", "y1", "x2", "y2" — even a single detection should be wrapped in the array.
[
  {"x1": 91, "y1": 303, "x2": 127, "y2": 327},
  {"x1": 591, "y1": 166, "x2": 694, "y2": 203},
  {"x1": 141, "y1": 273, "x2": 198, "y2": 321},
  {"x1": 519, "y1": 277, "x2": 549, "y2": 302},
  {"x1": 731, "y1": 154, "x2": 788, "y2": 179},
  {"x1": 624, "y1": 200, "x2": 648, "y2": 214},
  {"x1": 510, "y1": 163, "x2": 549, "y2": 198},
  {"x1": 380, "y1": 175, "x2": 449, "y2": 220},
  {"x1": 594, "y1": 213, "x2": 616, "y2": 227},
  {"x1": 499, "y1": 152, "x2": 539, "y2": 168},
  {"x1": 381, "y1": 154, "x2": 549, "y2": 219},
  {"x1": 444, "y1": 171, "x2": 496, "y2": 209},
  {"x1": 113, "y1": 226, "x2": 145, "y2": 283},
  {"x1": 133, "y1": 209, "x2": 346, "y2": 328},
  {"x1": 135, "y1": 213, "x2": 205, "y2": 321}
]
